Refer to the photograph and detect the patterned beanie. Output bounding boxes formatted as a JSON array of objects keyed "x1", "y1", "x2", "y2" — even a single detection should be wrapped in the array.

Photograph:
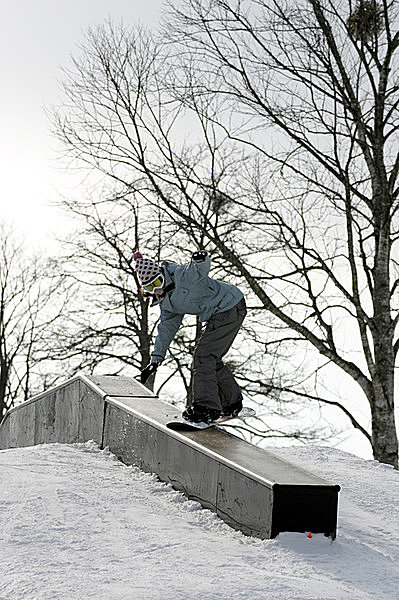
[{"x1": 133, "y1": 251, "x2": 162, "y2": 285}]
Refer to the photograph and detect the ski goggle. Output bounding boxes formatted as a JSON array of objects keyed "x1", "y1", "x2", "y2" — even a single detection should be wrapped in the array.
[{"x1": 142, "y1": 274, "x2": 165, "y2": 293}]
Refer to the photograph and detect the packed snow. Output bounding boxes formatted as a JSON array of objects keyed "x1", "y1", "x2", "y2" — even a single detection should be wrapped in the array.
[{"x1": 1, "y1": 441, "x2": 398, "y2": 600}]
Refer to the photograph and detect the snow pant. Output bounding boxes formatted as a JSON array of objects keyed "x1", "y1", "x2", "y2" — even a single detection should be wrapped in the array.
[{"x1": 188, "y1": 297, "x2": 247, "y2": 413}]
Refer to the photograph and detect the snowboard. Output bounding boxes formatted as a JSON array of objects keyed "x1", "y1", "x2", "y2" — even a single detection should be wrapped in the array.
[{"x1": 166, "y1": 407, "x2": 256, "y2": 431}]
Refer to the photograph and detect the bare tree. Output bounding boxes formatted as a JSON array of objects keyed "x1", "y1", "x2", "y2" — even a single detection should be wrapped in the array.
[
  {"x1": 46, "y1": 193, "x2": 161, "y2": 389},
  {"x1": 163, "y1": 0, "x2": 399, "y2": 466},
  {"x1": 50, "y1": 9, "x2": 399, "y2": 464},
  {"x1": 0, "y1": 222, "x2": 68, "y2": 419}
]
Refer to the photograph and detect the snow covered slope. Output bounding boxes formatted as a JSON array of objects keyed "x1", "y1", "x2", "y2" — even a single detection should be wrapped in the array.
[{"x1": 0, "y1": 442, "x2": 398, "y2": 600}]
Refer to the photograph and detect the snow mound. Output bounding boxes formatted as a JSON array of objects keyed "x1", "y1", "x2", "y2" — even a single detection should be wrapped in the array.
[{"x1": 0, "y1": 442, "x2": 398, "y2": 600}]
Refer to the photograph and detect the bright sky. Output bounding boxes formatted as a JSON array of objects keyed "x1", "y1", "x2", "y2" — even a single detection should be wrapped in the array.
[{"x1": 0, "y1": 0, "x2": 164, "y2": 250}]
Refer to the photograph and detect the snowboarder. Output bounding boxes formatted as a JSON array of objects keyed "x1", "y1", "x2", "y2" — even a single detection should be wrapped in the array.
[{"x1": 134, "y1": 250, "x2": 247, "y2": 424}]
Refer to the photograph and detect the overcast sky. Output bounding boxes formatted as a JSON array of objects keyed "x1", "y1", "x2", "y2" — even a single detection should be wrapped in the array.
[{"x1": 0, "y1": 0, "x2": 164, "y2": 249}]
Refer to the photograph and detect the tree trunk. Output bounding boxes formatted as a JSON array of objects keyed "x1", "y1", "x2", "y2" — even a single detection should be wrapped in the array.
[
  {"x1": 369, "y1": 321, "x2": 397, "y2": 468},
  {"x1": 370, "y1": 198, "x2": 397, "y2": 468},
  {"x1": 370, "y1": 394, "x2": 398, "y2": 468},
  {"x1": 0, "y1": 360, "x2": 8, "y2": 421}
]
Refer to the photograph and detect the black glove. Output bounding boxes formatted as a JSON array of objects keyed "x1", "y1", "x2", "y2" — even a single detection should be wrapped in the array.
[
  {"x1": 192, "y1": 250, "x2": 208, "y2": 262},
  {"x1": 140, "y1": 362, "x2": 160, "y2": 384}
]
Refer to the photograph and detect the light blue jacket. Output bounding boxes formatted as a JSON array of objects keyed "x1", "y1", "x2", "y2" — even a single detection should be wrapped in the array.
[{"x1": 151, "y1": 255, "x2": 243, "y2": 362}]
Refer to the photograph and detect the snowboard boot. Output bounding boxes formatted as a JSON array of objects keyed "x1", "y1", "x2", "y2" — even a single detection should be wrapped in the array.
[
  {"x1": 221, "y1": 399, "x2": 243, "y2": 418},
  {"x1": 182, "y1": 405, "x2": 221, "y2": 424}
]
